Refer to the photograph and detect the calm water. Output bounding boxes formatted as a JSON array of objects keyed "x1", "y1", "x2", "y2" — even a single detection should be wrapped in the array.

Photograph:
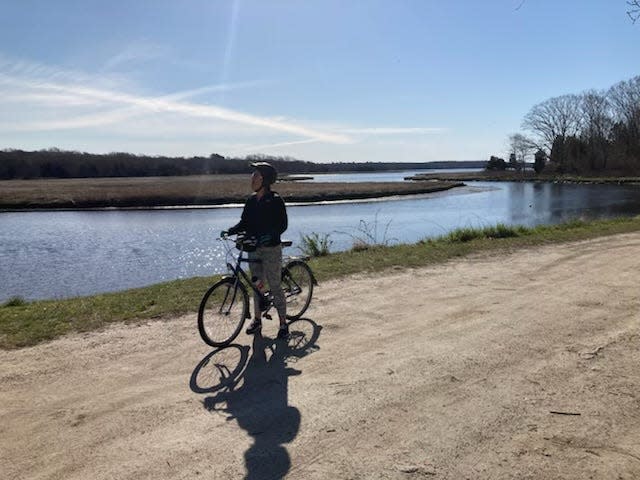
[
  {"x1": 290, "y1": 168, "x2": 481, "y2": 182},
  {"x1": 2, "y1": 178, "x2": 640, "y2": 302}
]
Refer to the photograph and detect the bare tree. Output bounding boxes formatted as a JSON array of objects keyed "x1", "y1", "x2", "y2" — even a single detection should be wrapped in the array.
[
  {"x1": 578, "y1": 90, "x2": 612, "y2": 170},
  {"x1": 608, "y1": 76, "x2": 640, "y2": 129},
  {"x1": 518, "y1": 75, "x2": 640, "y2": 175},
  {"x1": 628, "y1": 1, "x2": 640, "y2": 22},
  {"x1": 607, "y1": 76, "x2": 640, "y2": 169},
  {"x1": 522, "y1": 94, "x2": 583, "y2": 154},
  {"x1": 508, "y1": 133, "x2": 536, "y2": 172},
  {"x1": 580, "y1": 90, "x2": 611, "y2": 138},
  {"x1": 516, "y1": 1, "x2": 639, "y2": 23}
]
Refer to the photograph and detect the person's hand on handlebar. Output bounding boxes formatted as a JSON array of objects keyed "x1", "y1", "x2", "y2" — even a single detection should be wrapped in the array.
[{"x1": 219, "y1": 230, "x2": 229, "y2": 238}]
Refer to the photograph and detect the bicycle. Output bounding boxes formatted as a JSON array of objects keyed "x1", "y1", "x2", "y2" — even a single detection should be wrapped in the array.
[{"x1": 197, "y1": 233, "x2": 317, "y2": 347}]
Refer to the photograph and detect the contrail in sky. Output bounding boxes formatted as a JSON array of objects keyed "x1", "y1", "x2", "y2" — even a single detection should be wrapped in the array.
[
  {"x1": 0, "y1": 70, "x2": 352, "y2": 143},
  {"x1": 0, "y1": 57, "x2": 444, "y2": 147}
]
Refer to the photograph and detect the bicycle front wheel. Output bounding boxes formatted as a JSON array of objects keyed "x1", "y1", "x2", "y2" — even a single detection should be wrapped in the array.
[
  {"x1": 282, "y1": 260, "x2": 314, "y2": 320},
  {"x1": 198, "y1": 278, "x2": 249, "y2": 347}
]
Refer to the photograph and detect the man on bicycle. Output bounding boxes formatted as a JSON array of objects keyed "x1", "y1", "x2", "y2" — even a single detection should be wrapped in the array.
[{"x1": 223, "y1": 162, "x2": 289, "y2": 339}]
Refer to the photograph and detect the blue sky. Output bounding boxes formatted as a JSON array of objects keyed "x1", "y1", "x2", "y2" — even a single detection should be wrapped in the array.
[{"x1": 0, "y1": 0, "x2": 637, "y2": 163}]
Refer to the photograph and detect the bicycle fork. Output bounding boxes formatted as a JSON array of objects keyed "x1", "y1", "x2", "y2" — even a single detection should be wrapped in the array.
[{"x1": 219, "y1": 277, "x2": 243, "y2": 317}]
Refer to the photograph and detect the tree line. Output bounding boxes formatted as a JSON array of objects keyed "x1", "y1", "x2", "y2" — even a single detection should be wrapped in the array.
[
  {"x1": 496, "y1": 75, "x2": 640, "y2": 175},
  {"x1": 0, "y1": 149, "x2": 484, "y2": 180}
]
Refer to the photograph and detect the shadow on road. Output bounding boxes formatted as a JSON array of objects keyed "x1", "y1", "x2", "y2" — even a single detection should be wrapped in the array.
[{"x1": 190, "y1": 318, "x2": 322, "y2": 480}]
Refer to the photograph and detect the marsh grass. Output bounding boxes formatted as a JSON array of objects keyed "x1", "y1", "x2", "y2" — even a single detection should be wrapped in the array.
[
  {"x1": 408, "y1": 170, "x2": 640, "y2": 184},
  {"x1": 2, "y1": 296, "x2": 28, "y2": 307},
  {"x1": 337, "y1": 212, "x2": 397, "y2": 251},
  {"x1": 0, "y1": 175, "x2": 463, "y2": 209},
  {"x1": 3, "y1": 215, "x2": 640, "y2": 349},
  {"x1": 299, "y1": 232, "x2": 333, "y2": 257},
  {"x1": 443, "y1": 223, "x2": 528, "y2": 242}
]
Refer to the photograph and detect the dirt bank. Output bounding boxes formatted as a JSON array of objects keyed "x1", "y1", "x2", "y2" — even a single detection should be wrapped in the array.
[{"x1": 2, "y1": 233, "x2": 640, "y2": 479}]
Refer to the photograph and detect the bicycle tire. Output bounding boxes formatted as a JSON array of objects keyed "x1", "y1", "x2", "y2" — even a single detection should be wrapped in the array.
[
  {"x1": 198, "y1": 277, "x2": 249, "y2": 347},
  {"x1": 282, "y1": 260, "x2": 314, "y2": 320}
]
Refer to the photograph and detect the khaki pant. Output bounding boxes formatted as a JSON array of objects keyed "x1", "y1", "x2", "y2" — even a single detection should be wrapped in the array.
[{"x1": 248, "y1": 245, "x2": 286, "y2": 321}]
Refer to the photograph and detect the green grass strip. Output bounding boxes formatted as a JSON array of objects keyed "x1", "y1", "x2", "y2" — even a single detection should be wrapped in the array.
[{"x1": 3, "y1": 216, "x2": 640, "y2": 349}]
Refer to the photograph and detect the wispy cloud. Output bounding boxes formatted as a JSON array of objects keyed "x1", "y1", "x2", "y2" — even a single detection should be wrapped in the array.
[
  {"x1": 101, "y1": 42, "x2": 170, "y2": 71},
  {"x1": 2, "y1": 92, "x2": 99, "y2": 107},
  {"x1": 0, "y1": 56, "x2": 446, "y2": 158},
  {"x1": 340, "y1": 127, "x2": 448, "y2": 135},
  {"x1": 1, "y1": 80, "x2": 277, "y2": 132},
  {"x1": 238, "y1": 138, "x2": 321, "y2": 152},
  {"x1": 0, "y1": 57, "x2": 351, "y2": 144}
]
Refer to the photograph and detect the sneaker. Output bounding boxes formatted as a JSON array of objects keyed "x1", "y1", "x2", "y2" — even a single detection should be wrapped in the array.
[
  {"x1": 277, "y1": 324, "x2": 289, "y2": 340},
  {"x1": 246, "y1": 318, "x2": 262, "y2": 334}
]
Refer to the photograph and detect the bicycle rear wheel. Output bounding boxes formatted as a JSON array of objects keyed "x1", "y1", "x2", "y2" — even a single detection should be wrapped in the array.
[
  {"x1": 282, "y1": 260, "x2": 314, "y2": 320},
  {"x1": 198, "y1": 278, "x2": 249, "y2": 347}
]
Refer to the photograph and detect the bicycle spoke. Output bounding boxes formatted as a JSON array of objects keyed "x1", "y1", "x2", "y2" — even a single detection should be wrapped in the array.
[
  {"x1": 198, "y1": 279, "x2": 248, "y2": 347},
  {"x1": 283, "y1": 260, "x2": 314, "y2": 320}
]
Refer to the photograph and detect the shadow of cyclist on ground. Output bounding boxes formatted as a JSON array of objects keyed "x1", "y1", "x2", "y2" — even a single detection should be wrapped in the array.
[{"x1": 192, "y1": 318, "x2": 321, "y2": 480}]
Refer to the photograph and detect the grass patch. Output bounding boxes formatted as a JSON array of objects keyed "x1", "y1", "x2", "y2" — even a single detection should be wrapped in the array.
[
  {"x1": 299, "y1": 232, "x2": 333, "y2": 257},
  {"x1": 306, "y1": 216, "x2": 640, "y2": 283},
  {"x1": 2, "y1": 296, "x2": 28, "y2": 307},
  {"x1": 3, "y1": 215, "x2": 640, "y2": 349},
  {"x1": 443, "y1": 223, "x2": 524, "y2": 242},
  {"x1": 0, "y1": 276, "x2": 216, "y2": 349},
  {"x1": 339, "y1": 213, "x2": 397, "y2": 251}
]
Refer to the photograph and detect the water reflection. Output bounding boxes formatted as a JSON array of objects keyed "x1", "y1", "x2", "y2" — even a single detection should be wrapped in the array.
[
  {"x1": 2, "y1": 181, "x2": 640, "y2": 301},
  {"x1": 505, "y1": 182, "x2": 640, "y2": 225},
  {"x1": 297, "y1": 168, "x2": 482, "y2": 183}
]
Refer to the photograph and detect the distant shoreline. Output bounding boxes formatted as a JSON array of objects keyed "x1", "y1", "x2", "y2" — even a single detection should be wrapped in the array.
[{"x1": 406, "y1": 170, "x2": 640, "y2": 184}]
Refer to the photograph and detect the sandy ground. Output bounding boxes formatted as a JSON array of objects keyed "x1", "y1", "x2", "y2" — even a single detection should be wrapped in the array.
[{"x1": 2, "y1": 233, "x2": 640, "y2": 479}]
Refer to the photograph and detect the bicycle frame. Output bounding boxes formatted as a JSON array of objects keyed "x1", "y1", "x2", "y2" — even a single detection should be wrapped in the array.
[
  {"x1": 218, "y1": 234, "x2": 316, "y2": 319},
  {"x1": 221, "y1": 236, "x2": 273, "y2": 316}
]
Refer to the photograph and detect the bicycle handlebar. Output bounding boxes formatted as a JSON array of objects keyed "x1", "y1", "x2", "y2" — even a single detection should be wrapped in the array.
[{"x1": 219, "y1": 232, "x2": 292, "y2": 248}]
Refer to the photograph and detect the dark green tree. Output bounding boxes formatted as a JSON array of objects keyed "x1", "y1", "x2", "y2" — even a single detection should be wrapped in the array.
[
  {"x1": 534, "y1": 149, "x2": 547, "y2": 173},
  {"x1": 486, "y1": 155, "x2": 507, "y2": 171}
]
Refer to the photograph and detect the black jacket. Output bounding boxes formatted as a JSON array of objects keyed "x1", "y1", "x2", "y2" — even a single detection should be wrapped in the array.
[{"x1": 228, "y1": 191, "x2": 288, "y2": 246}]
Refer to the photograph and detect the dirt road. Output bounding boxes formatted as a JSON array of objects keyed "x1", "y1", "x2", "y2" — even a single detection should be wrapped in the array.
[{"x1": 2, "y1": 233, "x2": 640, "y2": 479}]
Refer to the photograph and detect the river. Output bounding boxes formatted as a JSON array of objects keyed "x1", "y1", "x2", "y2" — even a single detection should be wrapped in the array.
[{"x1": 2, "y1": 171, "x2": 640, "y2": 302}]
